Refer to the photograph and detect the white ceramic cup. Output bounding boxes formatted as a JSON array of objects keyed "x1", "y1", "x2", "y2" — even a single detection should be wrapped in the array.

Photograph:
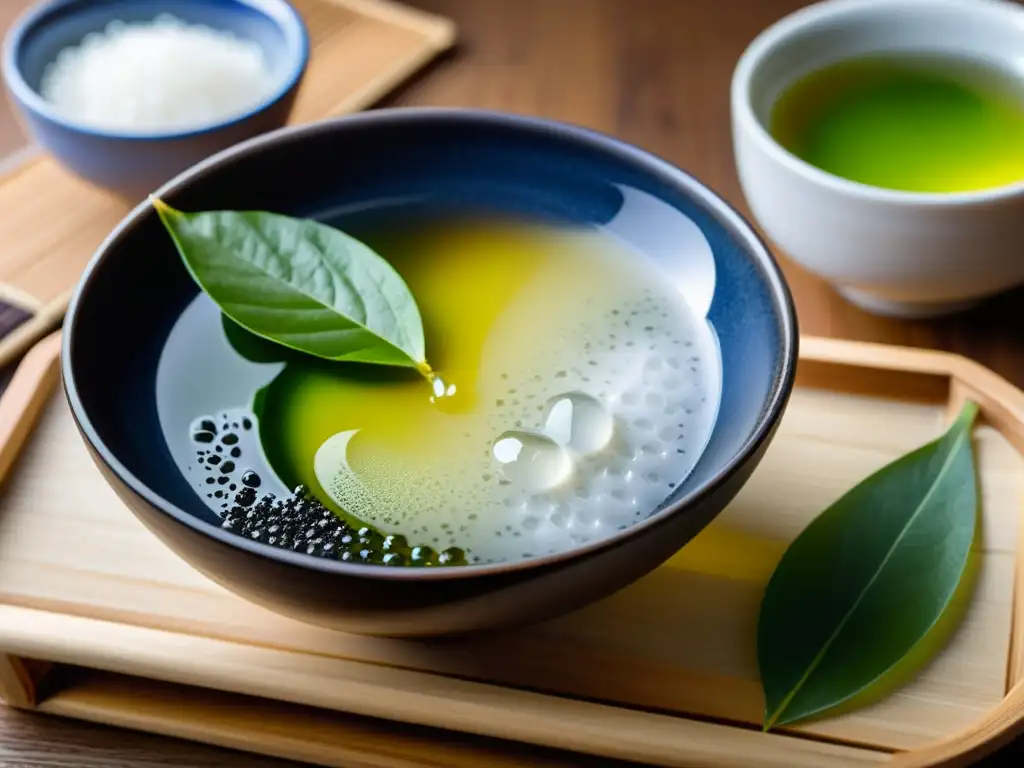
[{"x1": 731, "y1": 0, "x2": 1024, "y2": 318}]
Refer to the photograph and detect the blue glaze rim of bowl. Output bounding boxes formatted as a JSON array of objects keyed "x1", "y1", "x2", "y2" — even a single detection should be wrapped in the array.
[
  {"x1": 1, "y1": 0, "x2": 309, "y2": 141},
  {"x1": 61, "y1": 107, "x2": 799, "y2": 581}
]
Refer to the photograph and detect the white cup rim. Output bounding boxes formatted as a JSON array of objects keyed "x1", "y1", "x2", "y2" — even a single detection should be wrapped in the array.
[{"x1": 731, "y1": 0, "x2": 1024, "y2": 207}]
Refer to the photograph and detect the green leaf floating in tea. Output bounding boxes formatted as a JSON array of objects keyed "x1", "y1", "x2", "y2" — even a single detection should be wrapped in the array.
[
  {"x1": 757, "y1": 400, "x2": 979, "y2": 730},
  {"x1": 151, "y1": 198, "x2": 431, "y2": 375}
]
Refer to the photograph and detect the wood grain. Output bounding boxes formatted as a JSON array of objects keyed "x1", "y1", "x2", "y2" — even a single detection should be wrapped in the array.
[
  {"x1": 0, "y1": 608, "x2": 890, "y2": 768},
  {"x1": 0, "y1": 657, "x2": 33, "y2": 709},
  {"x1": 1, "y1": 701, "x2": 303, "y2": 768},
  {"x1": 890, "y1": 681, "x2": 1024, "y2": 768},
  {"x1": 2, "y1": 0, "x2": 1024, "y2": 766},
  {"x1": 36, "y1": 667, "x2": 639, "y2": 768}
]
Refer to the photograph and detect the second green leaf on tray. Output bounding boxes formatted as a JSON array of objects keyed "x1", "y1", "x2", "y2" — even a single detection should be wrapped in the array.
[{"x1": 758, "y1": 400, "x2": 979, "y2": 729}]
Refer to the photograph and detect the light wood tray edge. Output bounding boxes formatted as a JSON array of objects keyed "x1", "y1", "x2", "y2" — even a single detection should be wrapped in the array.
[
  {"x1": 343, "y1": 0, "x2": 457, "y2": 42},
  {"x1": 0, "y1": 333, "x2": 62, "y2": 708},
  {"x1": 36, "y1": 667, "x2": 620, "y2": 768},
  {"x1": 0, "y1": 601, "x2": 890, "y2": 768},
  {"x1": 314, "y1": 0, "x2": 456, "y2": 121},
  {"x1": 0, "y1": 331, "x2": 1022, "y2": 768}
]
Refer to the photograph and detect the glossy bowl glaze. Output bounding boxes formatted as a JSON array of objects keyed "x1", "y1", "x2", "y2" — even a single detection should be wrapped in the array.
[
  {"x1": 62, "y1": 109, "x2": 798, "y2": 637},
  {"x1": 2, "y1": 0, "x2": 308, "y2": 201}
]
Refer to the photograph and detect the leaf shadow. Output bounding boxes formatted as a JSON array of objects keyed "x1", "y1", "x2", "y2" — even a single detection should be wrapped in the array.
[{"x1": 222, "y1": 313, "x2": 421, "y2": 383}]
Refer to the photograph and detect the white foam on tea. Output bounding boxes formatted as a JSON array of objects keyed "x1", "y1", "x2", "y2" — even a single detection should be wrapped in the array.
[{"x1": 313, "y1": 236, "x2": 722, "y2": 564}]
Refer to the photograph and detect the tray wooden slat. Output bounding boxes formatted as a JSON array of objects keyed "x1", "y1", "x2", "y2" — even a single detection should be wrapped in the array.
[
  {"x1": 0, "y1": 655, "x2": 33, "y2": 709},
  {"x1": 37, "y1": 668, "x2": 637, "y2": 768},
  {"x1": 0, "y1": 606, "x2": 886, "y2": 768},
  {"x1": 0, "y1": 333, "x2": 1022, "y2": 767}
]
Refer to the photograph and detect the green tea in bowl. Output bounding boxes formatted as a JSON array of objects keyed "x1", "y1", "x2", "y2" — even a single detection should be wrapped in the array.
[
  {"x1": 154, "y1": 205, "x2": 723, "y2": 567},
  {"x1": 769, "y1": 53, "x2": 1024, "y2": 193}
]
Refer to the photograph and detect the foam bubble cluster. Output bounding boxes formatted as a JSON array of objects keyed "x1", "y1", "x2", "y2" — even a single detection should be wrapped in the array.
[{"x1": 313, "y1": 272, "x2": 721, "y2": 564}]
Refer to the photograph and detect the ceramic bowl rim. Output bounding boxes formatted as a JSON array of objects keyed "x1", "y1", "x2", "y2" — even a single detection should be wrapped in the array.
[
  {"x1": 731, "y1": 0, "x2": 1024, "y2": 207},
  {"x1": 1, "y1": 0, "x2": 310, "y2": 141},
  {"x1": 61, "y1": 107, "x2": 799, "y2": 582}
]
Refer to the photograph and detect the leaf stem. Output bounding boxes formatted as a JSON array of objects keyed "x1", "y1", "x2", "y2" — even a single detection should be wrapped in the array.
[
  {"x1": 149, "y1": 195, "x2": 171, "y2": 215},
  {"x1": 416, "y1": 360, "x2": 436, "y2": 383}
]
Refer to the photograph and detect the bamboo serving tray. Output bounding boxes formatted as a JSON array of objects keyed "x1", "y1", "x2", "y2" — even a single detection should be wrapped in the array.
[
  {"x1": 0, "y1": 333, "x2": 1022, "y2": 768},
  {"x1": 0, "y1": 0, "x2": 455, "y2": 369}
]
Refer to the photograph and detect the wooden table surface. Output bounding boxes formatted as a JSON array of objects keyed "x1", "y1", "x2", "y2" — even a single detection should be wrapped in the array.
[{"x1": 2, "y1": 0, "x2": 1024, "y2": 765}]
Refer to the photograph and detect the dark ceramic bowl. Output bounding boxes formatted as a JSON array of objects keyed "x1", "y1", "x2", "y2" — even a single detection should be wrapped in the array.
[
  {"x1": 1, "y1": 0, "x2": 308, "y2": 201},
  {"x1": 62, "y1": 109, "x2": 798, "y2": 637}
]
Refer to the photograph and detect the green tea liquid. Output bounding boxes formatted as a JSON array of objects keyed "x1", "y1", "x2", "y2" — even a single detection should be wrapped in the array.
[{"x1": 770, "y1": 53, "x2": 1024, "y2": 193}]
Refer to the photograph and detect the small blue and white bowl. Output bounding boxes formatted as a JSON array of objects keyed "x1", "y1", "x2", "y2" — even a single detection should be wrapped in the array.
[{"x1": 1, "y1": 0, "x2": 308, "y2": 201}]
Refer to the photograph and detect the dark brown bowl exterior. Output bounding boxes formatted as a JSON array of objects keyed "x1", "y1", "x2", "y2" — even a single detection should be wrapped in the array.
[{"x1": 62, "y1": 109, "x2": 798, "y2": 637}]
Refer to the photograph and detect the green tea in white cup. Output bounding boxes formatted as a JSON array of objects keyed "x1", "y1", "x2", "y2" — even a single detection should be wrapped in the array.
[
  {"x1": 769, "y1": 52, "x2": 1024, "y2": 193},
  {"x1": 732, "y1": 0, "x2": 1024, "y2": 318}
]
